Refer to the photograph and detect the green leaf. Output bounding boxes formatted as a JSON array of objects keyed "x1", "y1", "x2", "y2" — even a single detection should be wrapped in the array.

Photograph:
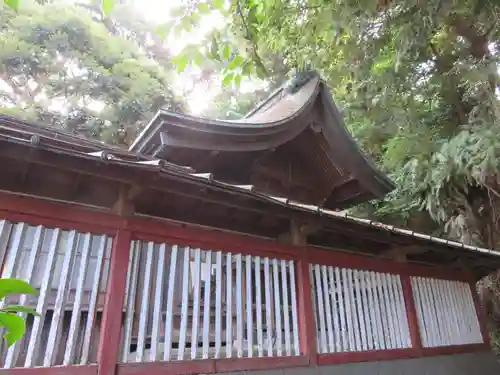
[
  {"x1": 193, "y1": 51, "x2": 205, "y2": 67},
  {"x1": 212, "y1": 0, "x2": 224, "y2": 10},
  {"x1": 0, "y1": 313, "x2": 25, "y2": 347},
  {"x1": 0, "y1": 306, "x2": 39, "y2": 316},
  {"x1": 223, "y1": 45, "x2": 231, "y2": 61},
  {"x1": 154, "y1": 20, "x2": 176, "y2": 41},
  {"x1": 234, "y1": 74, "x2": 242, "y2": 88},
  {"x1": 222, "y1": 73, "x2": 234, "y2": 87},
  {"x1": 198, "y1": 2, "x2": 211, "y2": 14},
  {"x1": 3, "y1": 0, "x2": 19, "y2": 9},
  {"x1": 173, "y1": 55, "x2": 190, "y2": 73},
  {"x1": 101, "y1": 0, "x2": 115, "y2": 16},
  {"x1": 226, "y1": 55, "x2": 245, "y2": 71},
  {"x1": 0, "y1": 279, "x2": 37, "y2": 301}
]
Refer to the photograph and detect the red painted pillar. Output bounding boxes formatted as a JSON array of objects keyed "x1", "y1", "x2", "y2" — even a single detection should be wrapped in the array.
[
  {"x1": 296, "y1": 251, "x2": 318, "y2": 365},
  {"x1": 98, "y1": 229, "x2": 132, "y2": 375},
  {"x1": 469, "y1": 280, "x2": 491, "y2": 347},
  {"x1": 401, "y1": 273, "x2": 423, "y2": 355}
]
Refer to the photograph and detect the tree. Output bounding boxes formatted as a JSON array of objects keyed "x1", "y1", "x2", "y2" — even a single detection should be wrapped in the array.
[
  {"x1": 167, "y1": 0, "x2": 500, "y2": 246},
  {"x1": 0, "y1": 1, "x2": 185, "y2": 146}
]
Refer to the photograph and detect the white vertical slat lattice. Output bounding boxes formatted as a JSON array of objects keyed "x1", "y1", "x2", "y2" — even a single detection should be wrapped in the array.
[
  {"x1": 44, "y1": 230, "x2": 78, "y2": 366},
  {"x1": 245, "y1": 255, "x2": 253, "y2": 358},
  {"x1": 190, "y1": 248, "x2": 202, "y2": 360},
  {"x1": 0, "y1": 221, "x2": 113, "y2": 369},
  {"x1": 411, "y1": 276, "x2": 483, "y2": 347},
  {"x1": 255, "y1": 256, "x2": 264, "y2": 357},
  {"x1": 202, "y1": 251, "x2": 212, "y2": 359},
  {"x1": 310, "y1": 264, "x2": 412, "y2": 354}
]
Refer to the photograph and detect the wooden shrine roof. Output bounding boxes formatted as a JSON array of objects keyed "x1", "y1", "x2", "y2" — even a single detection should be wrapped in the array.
[
  {"x1": 0, "y1": 114, "x2": 500, "y2": 279},
  {"x1": 129, "y1": 72, "x2": 394, "y2": 210}
]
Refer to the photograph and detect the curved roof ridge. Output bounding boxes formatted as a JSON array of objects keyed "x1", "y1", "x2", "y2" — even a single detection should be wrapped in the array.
[{"x1": 128, "y1": 72, "x2": 395, "y2": 210}]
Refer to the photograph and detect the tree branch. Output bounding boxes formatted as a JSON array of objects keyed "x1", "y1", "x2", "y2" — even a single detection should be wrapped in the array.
[{"x1": 235, "y1": 0, "x2": 269, "y2": 77}]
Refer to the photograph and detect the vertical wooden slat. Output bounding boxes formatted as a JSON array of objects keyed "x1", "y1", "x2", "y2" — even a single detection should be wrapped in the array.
[
  {"x1": 394, "y1": 275, "x2": 411, "y2": 348},
  {"x1": 445, "y1": 280, "x2": 459, "y2": 344},
  {"x1": 314, "y1": 264, "x2": 327, "y2": 353},
  {"x1": 372, "y1": 272, "x2": 385, "y2": 350},
  {"x1": 450, "y1": 281, "x2": 465, "y2": 344},
  {"x1": 272, "y1": 259, "x2": 282, "y2": 356},
  {"x1": 375, "y1": 272, "x2": 389, "y2": 349},
  {"x1": 225, "y1": 253, "x2": 233, "y2": 359},
  {"x1": 381, "y1": 273, "x2": 396, "y2": 349},
  {"x1": 97, "y1": 229, "x2": 132, "y2": 375},
  {"x1": 321, "y1": 265, "x2": 334, "y2": 353},
  {"x1": 353, "y1": 270, "x2": 367, "y2": 351},
  {"x1": 202, "y1": 251, "x2": 212, "y2": 359},
  {"x1": 81, "y1": 235, "x2": 108, "y2": 364},
  {"x1": 177, "y1": 247, "x2": 191, "y2": 360},
  {"x1": 44, "y1": 230, "x2": 78, "y2": 366},
  {"x1": 385, "y1": 275, "x2": 400, "y2": 348},
  {"x1": 214, "y1": 251, "x2": 222, "y2": 359},
  {"x1": 335, "y1": 267, "x2": 347, "y2": 352},
  {"x1": 190, "y1": 248, "x2": 202, "y2": 360},
  {"x1": 459, "y1": 282, "x2": 476, "y2": 342},
  {"x1": 310, "y1": 266, "x2": 319, "y2": 350},
  {"x1": 163, "y1": 245, "x2": 179, "y2": 361},
  {"x1": 464, "y1": 281, "x2": 484, "y2": 343},
  {"x1": 121, "y1": 242, "x2": 141, "y2": 362},
  {"x1": 245, "y1": 255, "x2": 253, "y2": 358},
  {"x1": 235, "y1": 253, "x2": 243, "y2": 358},
  {"x1": 347, "y1": 269, "x2": 361, "y2": 351},
  {"x1": 281, "y1": 260, "x2": 291, "y2": 356},
  {"x1": 434, "y1": 279, "x2": 450, "y2": 345},
  {"x1": 0, "y1": 223, "x2": 27, "y2": 284},
  {"x1": 289, "y1": 260, "x2": 300, "y2": 356},
  {"x1": 0, "y1": 220, "x2": 12, "y2": 273},
  {"x1": 150, "y1": 244, "x2": 166, "y2": 361},
  {"x1": 4, "y1": 225, "x2": 44, "y2": 368},
  {"x1": 136, "y1": 242, "x2": 154, "y2": 362},
  {"x1": 326, "y1": 267, "x2": 338, "y2": 352},
  {"x1": 296, "y1": 258, "x2": 317, "y2": 365},
  {"x1": 359, "y1": 271, "x2": 372, "y2": 350},
  {"x1": 421, "y1": 278, "x2": 446, "y2": 347},
  {"x1": 24, "y1": 229, "x2": 61, "y2": 367},
  {"x1": 264, "y1": 257, "x2": 273, "y2": 357},
  {"x1": 255, "y1": 257, "x2": 264, "y2": 357},
  {"x1": 366, "y1": 271, "x2": 379, "y2": 350},
  {"x1": 63, "y1": 233, "x2": 93, "y2": 365}
]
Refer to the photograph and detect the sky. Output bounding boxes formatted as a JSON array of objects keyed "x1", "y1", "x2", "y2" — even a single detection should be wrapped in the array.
[{"x1": 135, "y1": 0, "x2": 228, "y2": 115}]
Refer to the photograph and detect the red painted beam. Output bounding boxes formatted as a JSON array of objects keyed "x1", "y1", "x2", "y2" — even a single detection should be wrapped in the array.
[
  {"x1": 0, "y1": 192, "x2": 123, "y2": 235},
  {"x1": 296, "y1": 252, "x2": 318, "y2": 365},
  {"x1": 401, "y1": 274, "x2": 423, "y2": 355},
  {"x1": 318, "y1": 348, "x2": 415, "y2": 365},
  {"x1": 469, "y1": 280, "x2": 491, "y2": 347},
  {"x1": 116, "y1": 357, "x2": 308, "y2": 375},
  {"x1": 97, "y1": 229, "x2": 132, "y2": 375},
  {"x1": 0, "y1": 365, "x2": 98, "y2": 375},
  {"x1": 421, "y1": 343, "x2": 490, "y2": 357}
]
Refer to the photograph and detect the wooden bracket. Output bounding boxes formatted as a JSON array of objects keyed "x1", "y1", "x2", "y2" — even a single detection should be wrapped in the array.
[
  {"x1": 278, "y1": 218, "x2": 322, "y2": 245},
  {"x1": 381, "y1": 245, "x2": 428, "y2": 262},
  {"x1": 111, "y1": 184, "x2": 141, "y2": 217}
]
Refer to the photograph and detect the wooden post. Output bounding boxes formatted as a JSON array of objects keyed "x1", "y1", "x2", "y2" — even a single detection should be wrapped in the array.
[
  {"x1": 469, "y1": 279, "x2": 491, "y2": 347},
  {"x1": 289, "y1": 219, "x2": 318, "y2": 365},
  {"x1": 97, "y1": 229, "x2": 132, "y2": 375},
  {"x1": 296, "y1": 255, "x2": 318, "y2": 365},
  {"x1": 401, "y1": 273, "x2": 423, "y2": 355}
]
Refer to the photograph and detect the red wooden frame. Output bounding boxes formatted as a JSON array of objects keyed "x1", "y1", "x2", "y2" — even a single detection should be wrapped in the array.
[
  {"x1": 0, "y1": 365, "x2": 98, "y2": 375},
  {"x1": 0, "y1": 192, "x2": 492, "y2": 375}
]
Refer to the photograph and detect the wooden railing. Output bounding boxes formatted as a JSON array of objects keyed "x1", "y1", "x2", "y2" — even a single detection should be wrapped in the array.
[{"x1": 0, "y1": 193, "x2": 491, "y2": 375}]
